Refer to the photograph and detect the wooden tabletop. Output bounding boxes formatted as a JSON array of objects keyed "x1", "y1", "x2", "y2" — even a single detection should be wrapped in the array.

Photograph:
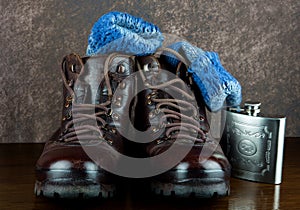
[{"x1": 0, "y1": 138, "x2": 299, "y2": 210}]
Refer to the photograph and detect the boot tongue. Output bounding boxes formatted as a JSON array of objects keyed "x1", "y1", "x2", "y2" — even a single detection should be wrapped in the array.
[{"x1": 74, "y1": 56, "x2": 107, "y2": 104}]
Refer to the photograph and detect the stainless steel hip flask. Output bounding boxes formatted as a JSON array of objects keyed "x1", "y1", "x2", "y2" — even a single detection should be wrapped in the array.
[{"x1": 222, "y1": 102, "x2": 286, "y2": 184}]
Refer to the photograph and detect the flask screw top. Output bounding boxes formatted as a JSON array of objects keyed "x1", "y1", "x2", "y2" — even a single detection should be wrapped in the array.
[{"x1": 244, "y1": 101, "x2": 261, "y2": 116}]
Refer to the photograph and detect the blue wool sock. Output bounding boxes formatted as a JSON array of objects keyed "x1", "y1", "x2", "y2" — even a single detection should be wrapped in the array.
[
  {"x1": 165, "y1": 41, "x2": 242, "y2": 111},
  {"x1": 86, "y1": 11, "x2": 164, "y2": 56}
]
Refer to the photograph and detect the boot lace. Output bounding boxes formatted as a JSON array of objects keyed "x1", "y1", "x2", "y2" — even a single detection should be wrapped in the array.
[
  {"x1": 58, "y1": 53, "x2": 130, "y2": 144},
  {"x1": 138, "y1": 48, "x2": 207, "y2": 144}
]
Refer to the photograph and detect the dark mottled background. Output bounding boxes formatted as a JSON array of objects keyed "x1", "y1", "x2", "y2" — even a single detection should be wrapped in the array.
[{"x1": 0, "y1": 0, "x2": 299, "y2": 142}]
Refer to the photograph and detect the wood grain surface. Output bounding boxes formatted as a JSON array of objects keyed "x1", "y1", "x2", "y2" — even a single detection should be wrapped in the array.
[{"x1": 0, "y1": 137, "x2": 299, "y2": 209}]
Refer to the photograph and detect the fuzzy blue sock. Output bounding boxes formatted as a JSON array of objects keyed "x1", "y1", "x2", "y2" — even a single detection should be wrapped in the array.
[
  {"x1": 86, "y1": 11, "x2": 164, "y2": 56},
  {"x1": 165, "y1": 41, "x2": 242, "y2": 111}
]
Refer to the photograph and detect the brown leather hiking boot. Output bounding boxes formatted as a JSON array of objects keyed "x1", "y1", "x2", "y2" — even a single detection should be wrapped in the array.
[
  {"x1": 35, "y1": 53, "x2": 135, "y2": 199},
  {"x1": 134, "y1": 50, "x2": 231, "y2": 198}
]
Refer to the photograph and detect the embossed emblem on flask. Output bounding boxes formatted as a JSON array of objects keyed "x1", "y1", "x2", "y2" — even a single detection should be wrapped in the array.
[{"x1": 238, "y1": 139, "x2": 257, "y2": 156}]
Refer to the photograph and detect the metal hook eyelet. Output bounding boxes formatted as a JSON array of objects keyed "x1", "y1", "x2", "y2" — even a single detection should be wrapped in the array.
[
  {"x1": 62, "y1": 111, "x2": 72, "y2": 121},
  {"x1": 156, "y1": 139, "x2": 165, "y2": 145},
  {"x1": 70, "y1": 64, "x2": 76, "y2": 73},
  {"x1": 112, "y1": 113, "x2": 120, "y2": 121},
  {"x1": 114, "y1": 101, "x2": 121, "y2": 107},
  {"x1": 67, "y1": 79, "x2": 74, "y2": 86},
  {"x1": 149, "y1": 111, "x2": 155, "y2": 119},
  {"x1": 199, "y1": 115, "x2": 205, "y2": 121},
  {"x1": 119, "y1": 82, "x2": 126, "y2": 89},
  {"x1": 117, "y1": 64, "x2": 126, "y2": 73},
  {"x1": 111, "y1": 128, "x2": 117, "y2": 134},
  {"x1": 65, "y1": 96, "x2": 73, "y2": 108},
  {"x1": 106, "y1": 139, "x2": 113, "y2": 145},
  {"x1": 106, "y1": 108, "x2": 112, "y2": 116},
  {"x1": 152, "y1": 126, "x2": 159, "y2": 133}
]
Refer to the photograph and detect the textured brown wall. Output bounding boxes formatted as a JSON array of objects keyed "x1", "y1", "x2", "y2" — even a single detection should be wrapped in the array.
[{"x1": 0, "y1": 0, "x2": 299, "y2": 142}]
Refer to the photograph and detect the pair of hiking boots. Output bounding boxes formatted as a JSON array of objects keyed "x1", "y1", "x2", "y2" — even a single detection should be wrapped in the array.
[{"x1": 35, "y1": 49, "x2": 230, "y2": 199}]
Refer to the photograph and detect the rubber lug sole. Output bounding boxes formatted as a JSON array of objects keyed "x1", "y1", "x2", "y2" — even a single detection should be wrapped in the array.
[
  {"x1": 35, "y1": 169, "x2": 116, "y2": 199},
  {"x1": 151, "y1": 178, "x2": 230, "y2": 198}
]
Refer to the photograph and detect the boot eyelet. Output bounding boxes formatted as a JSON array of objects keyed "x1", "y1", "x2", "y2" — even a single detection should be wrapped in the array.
[
  {"x1": 114, "y1": 101, "x2": 121, "y2": 107},
  {"x1": 70, "y1": 64, "x2": 76, "y2": 73},
  {"x1": 146, "y1": 92, "x2": 157, "y2": 100},
  {"x1": 143, "y1": 64, "x2": 150, "y2": 72},
  {"x1": 106, "y1": 108, "x2": 112, "y2": 116},
  {"x1": 107, "y1": 139, "x2": 113, "y2": 145},
  {"x1": 111, "y1": 128, "x2": 117, "y2": 134},
  {"x1": 62, "y1": 112, "x2": 72, "y2": 121},
  {"x1": 149, "y1": 111, "x2": 155, "y2": 118},
  {"x1": 150, "y1": 91, "x2": 157, "y2": 97},
  {"x1": 147, "y1": 99, "x2": 152, "y2": 105},
  {"x1": 66, "y1": 96, "x2": 73, "y2": 101},
  {"x1": 156, "y1": 139, "x2": 164, "y2": 145},
  {"x1": 117, "y1": 64, "x2": 126, "y2": 73},
  {"x1": 65, "y1": 103, "x2": 70, "y2": 108},
  {"x1": 199, "y1": 116, "x2": 205, "y2": 121},
  {"x1": 67, "y1": 79, "x2": 74, "y2": 86},
  {"x1": 119, "y1": 82, "x2": 126, "y2": 89},
  {"x1": 112, "y1": 113, "x2": 120, "y2": 121},
  {"x1": 67, "y1": 111, "x2": 72, "y2": 119},
  {"x1": 65, "y1": 96, "x2": 73, "y2": 108},
  {"x1": 152, "y1": 126, "x2": 159, "y2": 133}
]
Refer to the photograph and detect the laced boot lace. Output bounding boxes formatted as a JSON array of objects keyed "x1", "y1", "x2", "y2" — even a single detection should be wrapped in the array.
[
  {"x1": 58, "y1": 53, "x2": 130, "y2": 144},
  {"x1": 138, "y1": 48, "x2": 207, "y2": 144}
]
